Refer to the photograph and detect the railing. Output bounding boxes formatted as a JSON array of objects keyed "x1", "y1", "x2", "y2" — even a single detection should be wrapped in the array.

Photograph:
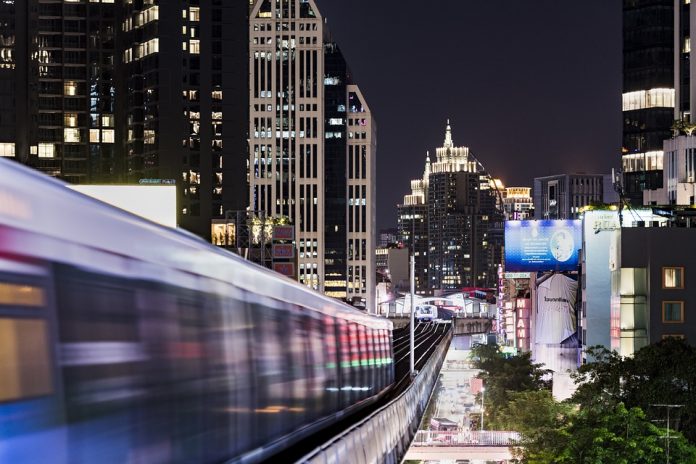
[
  {"x1": 411, "y1": 430, "x2": 521, "y2": 447},
  {"x1": 298, "y1": 330, "x2": 452, "y2": 463}
]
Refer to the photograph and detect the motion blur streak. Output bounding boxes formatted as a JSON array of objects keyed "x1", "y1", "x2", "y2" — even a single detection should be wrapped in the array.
[{"x1": 0, "y1": 159, "x2": 395, "y2": 463}]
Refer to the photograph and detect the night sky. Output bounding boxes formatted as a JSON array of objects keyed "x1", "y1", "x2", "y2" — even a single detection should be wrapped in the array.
[{"x1": 318, "y1": 1, "x2": 622, "y2": 230}]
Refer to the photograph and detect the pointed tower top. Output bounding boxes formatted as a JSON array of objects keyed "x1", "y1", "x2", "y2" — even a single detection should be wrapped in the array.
[
  {"x1": 444, "y1": 120, "x2": 453, "y2": 148},
  {"x1": 426, "y1": 150, "x2": 431, "y2": 163}
]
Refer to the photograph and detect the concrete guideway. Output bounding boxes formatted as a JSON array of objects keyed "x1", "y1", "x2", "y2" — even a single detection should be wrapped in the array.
[{"x1": 296, "y1": 327, "x2": 452, "y2": 463}]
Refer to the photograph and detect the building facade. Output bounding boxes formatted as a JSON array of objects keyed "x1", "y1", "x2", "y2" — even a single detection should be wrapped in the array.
[
  {"x1": 609, "y1": 220, "x2": 696, "y2": 355},
  {"x1": 533, "y1": 173, "x2": 608, "y2": 220},
  {"x1": 0, "y1": 1, "x2": 250, "y2": 239},
  {"x1": 644, "y1": 134, "x2": 696, "y2": 205},
  {"x1": 502, "y1": 186, "x2": 533, "y2": 220},
  {"x1": 399, "y1": 122, "x2": 503, "y2": 294},
  {"x1": 622, "y1": 0, "x2": 673, "y2": 204},
  {"x1": 248, "y1": 0, "x2": 376, "y2": 310},
  {"x1": 397, "y1": 153, "x2": 430, "y2": 294}
]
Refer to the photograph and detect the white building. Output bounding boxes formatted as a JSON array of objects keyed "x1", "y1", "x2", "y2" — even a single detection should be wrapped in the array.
[
  {"x1": 644, "y1": 135, "x2": 696, "y2": 206},
  {"x1": 249, "y1": 0, "x2": 376, "y2": 310}
]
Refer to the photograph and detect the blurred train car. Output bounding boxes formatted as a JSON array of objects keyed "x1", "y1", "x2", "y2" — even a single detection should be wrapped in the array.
[
  {"x1": 414, "y1": 305, "x2": 438, "y2": 322},
  {"x1": 0, "y1": 159, "x2": 394, "y2": 463}
]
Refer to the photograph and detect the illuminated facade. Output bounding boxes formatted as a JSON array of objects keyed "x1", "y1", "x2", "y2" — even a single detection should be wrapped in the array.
[
  {"x1": 397, "y1": 152, "x2": 430, "y2": 294},
  {"x1": 398, "y1": 122, "x2": 503, "y2": 294},
  {"x1": 249, "y1": 0, "x2": 376, "y2": 310},
  {"x1": 0, "y1": 2, "x2": 250, "y2": 239},
  {"x1": 622, "y1": 0, "x2": 673, "y2": 204},
  {"x1": 502, "y1": 186, "x2": 533, "y2": 220}
]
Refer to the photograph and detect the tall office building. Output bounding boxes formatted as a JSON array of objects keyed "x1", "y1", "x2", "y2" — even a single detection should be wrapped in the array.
[
  {"x1": 398, "y1": 122, "x2": 503, "y2": 294},
  {"x1": 397, "y1": 153, "x2": 431, "y2": 294},
  {"x1": 427, "y1": 122, "x2": 503, "y2": 292},
  {"x1": 0, "y1": 2, "x2": 249, "y2": 239},
  {"x1": 248, "y1": 0, "x2": 376, "y2": 310},
  {"x1": 621, "y1": 0, "x2": 673, "y2": 204}
]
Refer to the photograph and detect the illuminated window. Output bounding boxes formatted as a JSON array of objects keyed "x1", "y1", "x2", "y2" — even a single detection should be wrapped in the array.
[
  {"x1": 89, "y1": 129, "x2": 100, "y2": 143},
  {"x1": 685, "y1": 37, "x2": 691, "y2": 54},
  {"x1": 189, "y1": 39, "x2": 200, "y2": 54},
  {"x1": 144, "y1": 130, "x2": 156, "y2": 144},
  {"x1": 38, "y1": 143, "x2": 54, "y2": 158},
  {"x1": 663, "y1": 267, "x2": 684, "y2": 289},
  {"x1": 212, "y1": 89, "x2": 223, "y2": 100},
  {"x1": 137, "y1": 38, "x2": 159, "y2": 58},
  {"x1": 0, "y1": 318, "x2": 52, "y2": 402},
  {"x1": 64, "y1": 113, "x2": 78, "y2": 127},
  {"x1": 64, "y1": 128, "x2": 80, "y2": 143},
  {"x1": 101, "y1": 129, "x2": 115, "y2": 143},
  {"x1": 101, "y1": 114, "x2": 114, "y2": 127},
  {"x1": 0, "y1": 283, "x2": 45, "y2": 307},
  {"x1": 662, "y1": 334, "x2": 685, "y2": 340},
  {"x1": 622, "y1": 88, "x2": 675, "y2": 111},
  {"x1": 0, "y1": 142, "x2": 14, "y2": 157},
  {"x1": 189, "y1": 7, "x2": 200, "y2": 21},
  {"x1": 64, "y1": 81, "x2": 77, "y2": 96},
  {"x1": 663, "y1": 301, "x2": 684, "y2": 323}
]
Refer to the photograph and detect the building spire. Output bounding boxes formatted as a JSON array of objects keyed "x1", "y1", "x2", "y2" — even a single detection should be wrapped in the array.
[{"x1": 444, "y1": 119, "x2": 453, "y2": 148}]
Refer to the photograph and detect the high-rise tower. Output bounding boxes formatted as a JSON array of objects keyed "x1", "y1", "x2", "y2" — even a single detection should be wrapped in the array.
[
  {"x1": 622, "y1": 1, "x2": 673, "y2": 204},
  {"x1": 398, "y1": 122, "x2": 503, "y2": 294},
  {"x1": 0, "y1": 2, "x2": 250, "y2": 240},
  {"x1": 248, "y1": 0, "x2": 376, "y2": 310}
]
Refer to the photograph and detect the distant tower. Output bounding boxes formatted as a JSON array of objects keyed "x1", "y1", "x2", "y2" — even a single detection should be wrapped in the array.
[{"x1": 398, "y1": 120, "x2": 503, "y2": 294}]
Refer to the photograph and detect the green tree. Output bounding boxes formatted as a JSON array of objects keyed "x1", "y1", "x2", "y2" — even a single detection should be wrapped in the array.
[
  {"x1": 572, "y1": 338, "x2": 696, "y2": 442},
  {"x1": 470, "y1": 343, "x2": 551, "y2": 427},
  {"x1": 523, "y1": 403, "x2": 696, "y2": 464}
]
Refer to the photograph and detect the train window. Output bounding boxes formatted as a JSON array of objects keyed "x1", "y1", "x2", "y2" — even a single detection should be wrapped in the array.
[
  {"x1": 0, "y1": 318, "x2": 53, "y2": 401},
  {"x1": 0, "y1": 282, "x2": 45, "y2": 307}
]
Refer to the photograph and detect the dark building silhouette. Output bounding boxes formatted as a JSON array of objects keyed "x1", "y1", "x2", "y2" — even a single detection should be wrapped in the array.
[{"x1": 0, "y1": 2, "x2": 249, "y2": 240}]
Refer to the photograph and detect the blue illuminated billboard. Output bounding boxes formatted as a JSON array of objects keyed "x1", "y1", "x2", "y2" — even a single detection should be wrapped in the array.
[{"x1": 505, "y1": 220, "x2": 582, "y2": 272}]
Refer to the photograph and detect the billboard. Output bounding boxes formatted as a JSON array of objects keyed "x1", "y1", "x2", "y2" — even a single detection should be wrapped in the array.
[
  {"x1": 71, "y1": 185, "x2": 177, "y2": 228},
  {"x1": 272, "y1": 243, "x2": 295, "y2": 259},
  {"x1": 505, "y1": 219, "x2": 581, "y2": 272}
]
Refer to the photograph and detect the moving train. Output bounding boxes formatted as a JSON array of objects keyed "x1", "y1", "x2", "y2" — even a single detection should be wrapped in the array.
[
  {"x1": 414, "y1": 304, "x2": 438, "y2": 322},
  {"x1": 0, "y1": 159, "x2": 394, "y2": 463}
]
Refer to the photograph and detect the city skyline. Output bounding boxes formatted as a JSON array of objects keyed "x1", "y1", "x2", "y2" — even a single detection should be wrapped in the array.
[{"x1": 319, "y1": 0, "x2": 622, "y2": 229}]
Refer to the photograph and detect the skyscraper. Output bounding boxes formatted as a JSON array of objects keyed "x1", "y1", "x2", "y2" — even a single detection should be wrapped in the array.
[
  {"x1": 248, "y1": 0, "x2": 376, "y2": 310},
  {"x1": 427, "y1": 123, "x2": 503, "y2": 292},
  {"x1": 622, "y1": 0, "x2": 673, "y2": 204},
  {"x1": 398, "y1": 122, "x2": 503, "y2": 294},
  {"x1": 0, "y1": 2, "x2": 249, "y2": 239},
  {"x1": 397, "y1": 154, "x2": 430, "y2": 294}
]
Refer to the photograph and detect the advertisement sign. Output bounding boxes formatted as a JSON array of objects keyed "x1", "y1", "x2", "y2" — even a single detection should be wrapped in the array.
[
  {"x1": 273, "y1": 262, "x2": 295, "y2": 277},
  {"x1": 71, "y1": 185, "x2": 177, "y2": 228},
  {"x1": 272, "y1": 225, "x2": 294, "y2": 241},
  {"x1": 272, "y1": 243, "x2": 295, "y2": 259},
  {"x1": 504, "y1": 220, "x2": 581, "y2": 272}
]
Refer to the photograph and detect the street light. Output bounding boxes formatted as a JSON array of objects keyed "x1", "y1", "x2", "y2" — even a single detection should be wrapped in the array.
[{"x1": 480, "y1": 386, "x2": 485, "y2": 432}]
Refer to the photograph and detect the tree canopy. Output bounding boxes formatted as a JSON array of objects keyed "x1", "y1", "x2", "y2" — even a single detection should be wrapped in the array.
[
  {"x1": 572, "y1": 338, "x2": 696, "y2": 443},
  {"x1": 468, "y1": 341, "x2": 696, "y2": 462}
]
